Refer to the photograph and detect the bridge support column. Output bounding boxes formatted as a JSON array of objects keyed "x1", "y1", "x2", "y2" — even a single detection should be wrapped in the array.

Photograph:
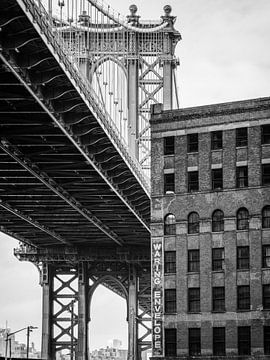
[
  {"x1": 41, "y1": 263, "x2": 53, "y2": 360},
  {"x1": 127, "y1": 56, "x2": 139, "y2": 160},
  {"x1": 163, "y1": 58, "x2": 173, "y2": 111},
  {"x1": 128, "y1": 265, "x2": 138, "y2": 360},
  {"x1": 77, "y1": 263, "x2": 89, "y2": 360}
]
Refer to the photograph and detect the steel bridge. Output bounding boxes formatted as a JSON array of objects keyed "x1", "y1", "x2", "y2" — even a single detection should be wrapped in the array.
[{"x1": 0, "y1": 1, "x2": 180, "y2": 359}]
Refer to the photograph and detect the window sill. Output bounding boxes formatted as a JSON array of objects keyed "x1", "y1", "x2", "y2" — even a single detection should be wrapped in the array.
[
  {"x1": 187, "y1": 151, "x2": 198, "y2": 154},
  {"x1": 236, "y1": 229, "x2": 249, "y2": 232},
  {"x1": 212, "y1": 310, "x2": 226, "y2": 313},
  {"x1": 164, "y1": 273, "x2": 176, "y2": 276},
  {"x1": 187, "y1": 271, "x2": 200, "y2": 274},
  {"x1": 262, "y1": 267, "x2": 270, "y2": 270},
  {"x1": 212, "y1": 270, "x2": 224, "y2": 273},
  {"x1": 237, "y1": 268, "x2": 250, "y2": 272},
  {"x1": 212, "y1": 231, "x2": 224, "y2": 234},
  {"x1": 236, "y1": 145, "x2": 247, "y2": 149},
  {"x1": 187, "y1": 311, "x2": 201, "y2": 314},
  {"x1": 237, "y1": 309, "x2": 251, "y2": 312},
  {"x1": 164, "y1": 312, "x2": 177, "y2": 315}
]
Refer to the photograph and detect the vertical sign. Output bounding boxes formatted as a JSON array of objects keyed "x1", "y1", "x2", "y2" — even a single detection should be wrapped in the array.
[{"x1": 152, "y1": 237, "x2": 164, "y2": 356}]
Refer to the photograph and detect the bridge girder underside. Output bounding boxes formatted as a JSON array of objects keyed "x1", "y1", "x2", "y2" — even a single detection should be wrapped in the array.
[{"x1": 0, "y1": 0, "x2": 151, "y2": 317}]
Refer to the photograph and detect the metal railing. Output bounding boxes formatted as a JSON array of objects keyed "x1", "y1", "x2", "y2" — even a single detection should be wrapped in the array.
[{"x1": 20, "y1": 0, "x2": 150, "y2": 195}]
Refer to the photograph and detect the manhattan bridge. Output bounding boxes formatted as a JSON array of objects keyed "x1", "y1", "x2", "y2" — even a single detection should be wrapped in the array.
[{"x1": 0, "y1": 0, "x2": 180, "y2": 359}]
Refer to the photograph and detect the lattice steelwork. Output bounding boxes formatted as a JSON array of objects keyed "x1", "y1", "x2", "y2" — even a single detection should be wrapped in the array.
[{"x1": 42, "y1": 0, "x2": 181, "y2": 174}]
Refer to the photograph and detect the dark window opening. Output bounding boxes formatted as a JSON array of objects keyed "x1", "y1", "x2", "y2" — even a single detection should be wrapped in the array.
[
  {"x1": 238, "y1": 326, "x2": 250, "y2": 355},
  {"x1": 262, "y1": 206, "x2": 270, "y2": 228},
  {"x1": 164, "y1": 251, "x2": 176, "y2": 274},
  {"x1": 164, "y1": 173, "x2": 175, "y2": 194},
  {"x1": 237, "y1": 246, "x2": 249, "y2": 270},
  {"x1": 188, "y1": 249, "x2": 200, "y2": 272},
  {"x1": 187, "y1": 133, "x2": 198, "y2": 153},
  {"x1": 188, "y1": 212, "x2": 199, "y2": 234},
  {"x1": 164, "y1": 213, "x2": 176, "y2": 235},
  {"x1": 165, "y1": 328, "x2": 177, "y2": 357},
  {"x1": 262, "y1": 245, "x2": 270, "y2": 268},
  {"x1": 165, "y1": 289, "x2": 176, "y2": 313},
  {"x1": 262, "y1": 125, "x2": 270, "y2": 145},
  {"x1": 236, "y1": 127, "x2": 248, "y2": 147},
  {"x1": 212, "y1": 287, "x2": 225, "y2": 312},
  {"x1": 188, "y1": 171, "x2": 199, "y2": 192},
  {"x1": 236, "y1": 166, "x2": 248, "y2": 188},
  {"x1": 264, "y1": 326, "x2": 270, "y2": 355},
  {"x1": 212, "y1": 210, "x2": 224, "y2": 232},
  {"x1": 189, "y1": 328, "x2": 201, "y2": 356},
  {"x1": 262, "y1": 164, "x2": 270, "y2": 186},
  {"x1": 212, "y1": 168, "x2": 223, "y2": 190},
  {"x1": 237, "y1": 285, "x2": 250, "y2": 310},
  {"x1": 211, "y1": 131, "x2": 223, "y2": 150},
  {"x1": 263, "y1": 284, "x2": 270, "y2": 309},
  {"x1": 188, "y1": 288, "x2": 200, "y2": 312},
  {"x1": 164, "y1": 136, "x2": 175, "y2": 155},
  {"x1": 212, "y1": 248, "x2": 224, "y2": 271},
  {"x1": 213, "y1": 327, "x2": 226, "y2": 356},
  {"x1": 236, "y1": 207, "x2": 249, "y2": 230}
]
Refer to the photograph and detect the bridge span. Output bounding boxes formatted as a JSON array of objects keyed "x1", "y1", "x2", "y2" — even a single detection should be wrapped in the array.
[{"x1": 0, "y1": 0, "x2": 180, "y2": 359}]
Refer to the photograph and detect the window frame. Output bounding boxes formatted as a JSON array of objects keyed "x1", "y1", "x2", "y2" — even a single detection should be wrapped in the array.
[
  {"x1": 212, "y1": 287, "x2": 225, "y2": 312},
  {"x1": 236, "y1": 207, "x2": 249, "y2": 230},
  {"x1": 264, "y1": 326, "x2": 270, "y2": 355},
  {"x1": 238, "y1": 326, "x2": 251, "y2": 355},
  {"x1": 262, "y1": 206, "x2": 270, "y2": 228},
  {"x1": 262, "y1": 124, "x2": 270, "y2": 145},
  {"x1": 236, "y1": 127, "x2": 248, "y2": 147},
  {"x1": 211, "y1": 131, "x2": 223, "y2": 150},
  {"x1": 188, "y1": 170, "x2": 199, "y2": 192},
  {"x1": 262, "y1": 245, "x2": 270, "y2": 268},
  {"x1": 213, "y1": 327, "x2": 226, "y2": 356},
  {"x1": 188, "y1": 212, "x2": 199, "y2": 234},
  {"x1": 165, "y1": 288, "x2": 177, "y2": 314},
  {"x1": 164, "y1": 213, "x2": 176, "y2": 236},
  {"x1": 212, "y1": 248, "x2": 225, "y2": 271},
  {"x1": 237, "y1": 246, "x2": 250, "y2": 270},
  {"x1": 164, "y1": 251, "x2": 176, "y2": 274},
  {"x1": 262, "y1": 164, "x2": 270, "y2": 186},
  {"x1": 189, "y1": 328, "x2": 201, "y2": 356},
  {"x1": 164, "y1": 173, "x2": 175, "y2": 194},
  {"x1": 212, "y1": 168, "x2": 223, "y2": 190},
  {"x1": 188, "y1": 249, "x2": 200, "y2": 273},
  {"x1": 188, "y1": 287, "x2": 200, "y2": 313},
  {"x1": 263, "y1": 284, "x2": 270, "y2": 310},
  {"x1": 165, "y1": 328, "x2": 177, "y2": 357},
  {"x1": 187, "y1": 133, "x2": 198, "y2": 153},
  {"x1": 236, "y1": 166, "x2": 248, "y2": 188},
  {"x1": 237, "y1": 285, "x2": 250, "y2": 311},
  {"x1": 212, "y1": 210, "x2": 224, "y2": 232},
  {"x1": 164, "y1": 136, "x2": 175, "y2": 155}
]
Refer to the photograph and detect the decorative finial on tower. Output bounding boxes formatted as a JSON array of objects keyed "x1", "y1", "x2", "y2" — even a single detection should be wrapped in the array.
[
  {"x1": 161, "y1": 4, "x2": 176, "y2": 28},
  {"x1": 126, "y1": 4, "x2": 140, "y2": 26}
]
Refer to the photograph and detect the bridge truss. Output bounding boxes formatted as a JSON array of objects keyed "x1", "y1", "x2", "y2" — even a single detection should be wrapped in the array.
[{"x1": 0, "y1": 0, "x2": 180, "y2": 359}]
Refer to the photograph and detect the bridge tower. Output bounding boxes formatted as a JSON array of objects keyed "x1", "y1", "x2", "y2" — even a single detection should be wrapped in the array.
[{"x1": 56, "y1": 2, "x2": 181, "y2": 174}]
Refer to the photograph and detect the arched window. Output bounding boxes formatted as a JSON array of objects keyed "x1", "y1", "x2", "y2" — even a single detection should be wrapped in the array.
[
  {"x1": 212, "y1": 210, "x2": 224, "y2": 232},
  {"x1": 164, "y1": 214, "x2": 176, "y2": 235},
  {"x1": 262, "y1": 206, "x2": 270, "y2": 228},
  {"x1": 237, "y1": 208, "x2": 249, "y2": 230},
  {"x1": 188, "y1": 212, "x2": 199, "y2": 234}
]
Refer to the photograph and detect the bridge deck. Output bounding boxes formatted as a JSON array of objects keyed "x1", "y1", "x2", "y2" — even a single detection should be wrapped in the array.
[{"x1": 0, "y1": 0, "x2": 150, "y2": 249}]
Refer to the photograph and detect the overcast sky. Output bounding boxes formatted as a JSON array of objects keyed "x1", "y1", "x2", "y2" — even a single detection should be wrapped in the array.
[{"x1": 1, "y1": 0, "x2": 270, "y2": 352}]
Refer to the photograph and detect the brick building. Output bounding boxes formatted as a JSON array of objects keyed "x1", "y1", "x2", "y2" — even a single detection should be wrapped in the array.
[{"x1": 150, "y1": 97, "x2": 270, "y2": 358}]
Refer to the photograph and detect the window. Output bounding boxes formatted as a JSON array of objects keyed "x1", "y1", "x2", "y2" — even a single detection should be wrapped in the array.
[
  {"x1": 187, "y1": 133, "x2": 198, "y2": 153},
  {"x1": 212, "y1": 287, "x2": 225, "y2": 312},
  {"x1": 213, "y1": 327, "x2": 226, "y2": 356},
  {"x1": 236, "y1": 166, "x2": 248, "y2": 188},
  {"x1": 164, "y1": 214, "x2": 176, "y2": 235},
  {"x1": 263, "y1": 284, "x2": 270, "y2": 309},
  {"x1": 237, "y1": 285, "x2": 250, "y2": 310},
  {"x1": 212, "y1": 210, "x2": 224, "y2": 232},
  {"x1": 164, "y1": 173, "x2": 175, "y2": 194},
  {"x1": 211, "y1": 131, "x2": 223, "y2": 150},
  {"x1": 262, "y1": 164, "x2": 270, "y2": 186},
  {"x1": 165, "y1": 329, "x2": 177, "y2": 356},
  {"x1": 262, "y1": 245, "x2": 270, "y2": 268},
  {"x1": 189, "y1": 328, "x2": 201, "y2": 356},
  {"x1": 188, "y1": 288, "x2": 200, "y2": 312},
  {"x1": 188, "y1": 249, "x2": 200, "y2": 272},
  {"x1": 236, "y1": 207, "x2": 249, "y2": 230},
  {"x1": 262, "y1": 206, "x2": 270, "y2": 228},
  {"x1": 165, "y1": 289, "x2": 176, "y2": 313},
  {"x1": 188, "y1": 212, "x2": 199, "y2": 234},
  {"x1": 164, "y1": 251, "x2": 176, "y2": 274},
  {"x1": 262, "y1": 124, "x2": 270, "y2": 145},
  {"x1": 264, "y1": 326, "x2": 270, "y2": 355},
  {"x1": 164, "y1": 136, "x2": 175, "y2": 155},
  {"x1": 188, "y1": 171, "x2": 199, "y2": 192},
  {"x1": 236, "y1": 127, "x2": 248, "y2": 147},
  {"x1": 212, "y1": 248, "x2": 224, "y2": 271},
  {"x1": 237, "y1": 246, "x2": 249, "y2": 270},
  {"x1": 238, "y1": 326, "x2": 250, "y2": 355},
  {"x1": 212, "y1": 168, "x2": 223, "y2": 190}
]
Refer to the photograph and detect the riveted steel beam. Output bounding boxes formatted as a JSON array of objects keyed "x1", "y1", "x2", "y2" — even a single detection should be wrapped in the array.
[{"x1": 0, "y1": 138, "x2": 124, "y2": 246}]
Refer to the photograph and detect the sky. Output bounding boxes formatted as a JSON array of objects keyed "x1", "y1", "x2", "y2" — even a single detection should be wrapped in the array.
[{"x1": 1, "y1": 0, "x2": 270, "y2": 353}]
